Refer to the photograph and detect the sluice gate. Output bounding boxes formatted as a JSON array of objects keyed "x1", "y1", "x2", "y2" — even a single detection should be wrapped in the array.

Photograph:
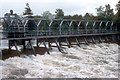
[{"x1": 0, "y1": 11, "x2": 119, "y2": 59}]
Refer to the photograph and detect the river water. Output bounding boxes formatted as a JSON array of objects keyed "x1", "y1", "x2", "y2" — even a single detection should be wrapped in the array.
[{"x1": 0, "y1": 42, "x2": 119, "y2": 78}]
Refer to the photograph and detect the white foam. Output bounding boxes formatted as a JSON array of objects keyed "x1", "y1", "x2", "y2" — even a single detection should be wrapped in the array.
[{"x1": 0, "y1": 43, "x2": 119, "y2": 78}]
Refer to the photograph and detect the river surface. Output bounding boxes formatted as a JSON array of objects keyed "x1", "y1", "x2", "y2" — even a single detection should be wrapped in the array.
[{"x1": 0, "y1": 42, "x2": 119, "y2": 78}]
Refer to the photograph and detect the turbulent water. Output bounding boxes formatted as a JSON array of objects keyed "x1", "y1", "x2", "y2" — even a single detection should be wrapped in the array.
[{"x1": 0, "y1": 43, "x2": 119, "y2": 78}]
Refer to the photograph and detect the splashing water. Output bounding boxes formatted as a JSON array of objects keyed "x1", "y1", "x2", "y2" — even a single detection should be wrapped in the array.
[{"x1": 0, "y1": 43, "x2": 119, "y2": 78}]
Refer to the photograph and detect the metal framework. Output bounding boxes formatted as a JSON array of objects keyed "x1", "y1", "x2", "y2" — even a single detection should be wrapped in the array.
[
  {"x1": 0, "y1": 17, "x2": 118, "y2": 39},
  {"x1": 0, "y1": 15, "x2": 120, "y2": 59}
]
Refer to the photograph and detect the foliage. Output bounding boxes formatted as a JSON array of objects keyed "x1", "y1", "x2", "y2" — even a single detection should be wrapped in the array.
[
  {"x1": 96, "y1": 4, "x2": 114, "y2": 20},
  {"x1": 114, "y1": 0, "x2": 120, "y2": 32},
  {"x1": 84, "y1": 13, "x2": 94, "y2": 20},
  {"x1": 42, "y1": 11, "x2": 55, "y2": 19},
  {"x1": 116, "y1": 0, "x2": 120, "y2": 19},
  {"x1": 55, "y1": 9, "x2": 64, "y2": 19},
  {"x1": 23, "y1": 3, "x2": 33, "y2": 16}
]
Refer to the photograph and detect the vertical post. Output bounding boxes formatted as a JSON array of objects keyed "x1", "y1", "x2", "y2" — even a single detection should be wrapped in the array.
[
  {"x1": 14, "y1": 41, "x2": 20, "y2": 56},
  {"x1": 37, "y1": 20, "x2": 41, "y2": 36},
  {"x1": 110, "y1": 22, "x2": 113, "y2": 33},
  {"x1": 78, "y1": 21, "x2": 81, "y2": 34},
  {"x1": 99, "y1": 21, "x2": 102, "y2": 33},
  {"x1": 85, "y1": 21, "x2": 89, "y2": 34},
  {"x1": 22, "y1": 40, "x2": 26, "y2": 49},
  {"x1": 24, "y1": 20, "x2": 28, "y2": 37},
  {"x1": 43, "y1": 40, "x2": 50, "y2": 54},
  {"x1": 48, "y1": 42, "x2": 51, "y2": 49},
  {"x1": 93, "y1": 21, "x2": 96, "y2": 33},
  {"x1": 105, "y1": 21, "x2": 109, "y2": 33},
  {"x1": 49, "y1": 20, "x2": 53, "y2": 35},
  {"x1": 29, "y1": 40, "x2": 36, "y2": 56},
  {"x1": 69, "y1": 21, "x2": 73, "y2": 34},
  {"x1": 59, "y1": 20, "x2": 63, "y2": 35},
  {"x1": 8, "y1": 40, "x2": 11, "y2": 50},
  {"x1": 36, "y1": 39, "x2": 39, "y2": 47}
]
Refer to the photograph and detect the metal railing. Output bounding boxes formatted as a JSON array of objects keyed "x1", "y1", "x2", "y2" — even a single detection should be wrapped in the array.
[{"x1": 0, "y1": 18, "x2": 119, "y2": 39}]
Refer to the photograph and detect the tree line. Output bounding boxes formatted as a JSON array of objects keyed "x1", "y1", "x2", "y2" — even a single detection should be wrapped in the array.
[{"x1": 23, "y1": 1, "x2": 120, "y2": 31}]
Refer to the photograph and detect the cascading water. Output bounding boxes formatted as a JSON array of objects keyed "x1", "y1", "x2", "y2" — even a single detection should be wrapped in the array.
[{"x1": 0, "y1": 43, "x2": 119, "y2": 78}]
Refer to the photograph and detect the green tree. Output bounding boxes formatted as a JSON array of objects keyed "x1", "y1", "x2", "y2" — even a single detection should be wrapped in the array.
[
  {"x1": 96, "y1": 6, "x2": 105, "y2": 17},
  {"x1": 72, "y1": 14, "x2": 83, "y2": 20},
  {"x1": 96, "y1": 4, "x2": 114, "y2": 20},
  {"x1": 64, "y1": 15, "x2": 72, "y2": 19},
  {"x1": 41, "y1": 11, "x2": 54, "y2": 19},
  {"x1": 116, "y1": 0, "x2": 120, "y2": 18},
  {"x1": 23, "y1": 3, "x2": 33, "y2": 16},
  {"x1": 55, "y1": 9, "x2": 64, "y2": 19},
  {"x1": 104, "y1": 4, "x2": 114, "y2": 20},
  {"x1": 115, "y1": 0, "x2": 120, "y2": 32},
  {"x1": 84, "y1": 13, "x2": 94, "y2": 20}
]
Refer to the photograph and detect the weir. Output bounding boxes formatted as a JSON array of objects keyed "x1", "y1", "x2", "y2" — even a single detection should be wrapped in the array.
[{"x1": 0, "y1": 11, "x2": 120, "y2": 59}]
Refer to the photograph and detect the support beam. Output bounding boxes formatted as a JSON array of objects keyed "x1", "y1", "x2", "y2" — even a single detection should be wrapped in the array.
[
  {"x1": 66, "y1": 38, "x2": 71, "y2": 48},
  {"x1": 43, "y1": 40, "x2": 50, "y2": 54},
  {"x1": 9, "y1": 45, "x2": 11, "y2": 50},
  {"x1": 75, "y1": 38, "x2": 80, "y2": 47},
  {"x1": 105, "y1": 36, "x2": 109, "y2": 43},
  {"x1": 48, "y1": 42, "x2": 52, "y2": 49},
  {"x1": 22, "y1": 40, "x2": 26, "y2": 49},
  {"x1": 36, "y1": 39, "x2": 39, "y2": 47},
  {"x1": 91, "y1": 36, "x2": 96, "y2": 43},
  {"x1": 14, "y1": 41, "x2": 20, "y2": 56},
  {"x1": 59, "y1": 42, "x2": 62, "y2": 47},
  {"x1": 84, "y1": 37, "x2": 89, "y2": 45},
  {"x1": 99, "y1": 36, "x2": 103, "y2": 43},
  {"x1": 55, "y1": 39, "x2": 62, "y2": 52},
  {"x1": 59, "y1": 21, "x2": 63, "y2": 35},
  {"x1": 28, "y1": 40, "x2": 36, "y2": 56},
  {"x1": 77, "y1": 21, "x2": 81, "y2": 34}
]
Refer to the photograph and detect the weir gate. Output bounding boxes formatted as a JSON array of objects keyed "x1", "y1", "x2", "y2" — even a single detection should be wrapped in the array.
[{"x1": 0, "y1": 12, "x2": 120, "y2": 57}]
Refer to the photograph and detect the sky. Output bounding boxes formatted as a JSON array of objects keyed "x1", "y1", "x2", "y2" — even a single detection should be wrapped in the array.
[{"x1": 0, "y1": 0, "x2": 118, "y2": 17}]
